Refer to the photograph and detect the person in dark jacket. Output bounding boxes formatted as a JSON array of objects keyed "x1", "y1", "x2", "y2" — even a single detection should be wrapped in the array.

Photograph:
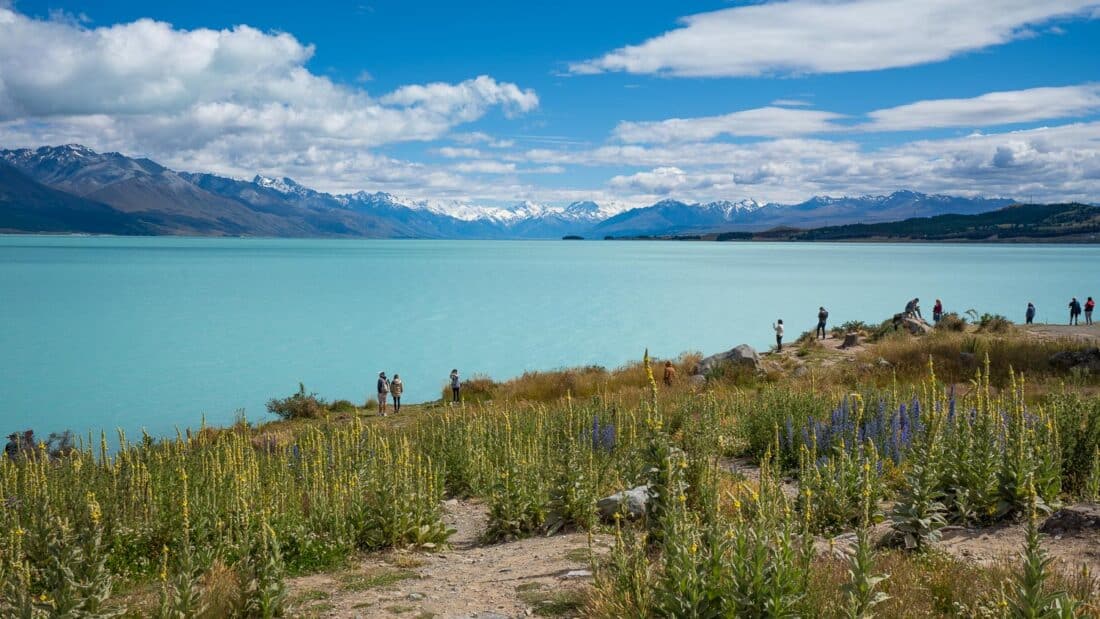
[
  {"x1": 1087, "y1": 297, "x2": 1096, "y2": 325},
  {"x1": 1026, "y1": 302, "x2": 1036, "y2": 324},
  {"x1": 1070, "y1": 298, "x2": 1082, "y2": 325},
  {"x1": 4, "y1": 433, "x2": 19, "y2": 460},
  {"x1": 450, "y1": 369, "x2": 461, "y2": 405},
  {"x1": 816, "y1": 307, "x2": 829, "y2": 339}
]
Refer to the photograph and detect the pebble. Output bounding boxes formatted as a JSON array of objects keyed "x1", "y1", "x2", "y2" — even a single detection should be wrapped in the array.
[{"x1": 561, "y1": 569, "x2": 592, "y2": 579}]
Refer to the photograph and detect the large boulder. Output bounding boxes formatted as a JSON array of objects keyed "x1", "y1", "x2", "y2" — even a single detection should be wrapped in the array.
[
  {"x1": 1049, "y1": 348, "x2": 1100, "y2": 372},
  {"x1": 694, "y1": 344, "x2": 760, "y2": 376},
  {"x1": 596, "y1": 485, "x2": 651, "y2": 520},
  {"x1": 1039, "y1": 504, "x2": 1100, "y2": 535},
  {"x1": 892, "y1": 313, "x2": 933, "y2": 335}
]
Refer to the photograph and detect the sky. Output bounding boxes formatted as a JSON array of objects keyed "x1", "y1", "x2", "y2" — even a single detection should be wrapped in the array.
[{"x1": 0, "y1": 0, "x2": 1099, "y2": 208}]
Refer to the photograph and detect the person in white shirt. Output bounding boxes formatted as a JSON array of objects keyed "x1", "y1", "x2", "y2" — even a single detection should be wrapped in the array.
[{"x1": 773, "y1": 319, "x2": 784, "y2": 352}]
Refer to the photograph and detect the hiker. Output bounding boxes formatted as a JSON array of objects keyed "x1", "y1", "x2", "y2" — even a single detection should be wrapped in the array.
[
  {"x1": 390, "y1": 374, "x2": 404, "y2": 413},
  {"x1": 816, "y1": 307, "x2": 829, "y2": 339},
  {"x1": 773, "y1": 319, "x2": 784, "y2": 352},
  {"x1": 1087, "y1": 297, "x2": 1096, "y2": 325},
  {"x1": 1026, "y1": 302, "x2": 1036, "y2": 324},
  {"x1": 4, "y1": 433, "x2": 19, "y2": 460},
  {"x1": 663, "y1": 360, "x2": 676, "y2": 386},
  {"x1": 932, "y1": 299, "x2": 944, "y2": 324},
  {"x1": 1070, "y1": 298, "x2": 1082, "y2": 325},
  {"x1": 376, "y1": 371, "x2": 390, "y2": 416},
  {"x1": 450, "y1": 369, "x2": 461, "y2": 404},
  {"x1": 904, "y1": 298, "x2": 923, "y2": 320}
]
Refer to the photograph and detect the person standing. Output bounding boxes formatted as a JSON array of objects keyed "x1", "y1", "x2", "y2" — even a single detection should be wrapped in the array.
[
  {"x1": 390, "y1": 374, "x2": 404, "y2": 413},
  {"x1": 1070, "y1": 298, "x2": 1082, "y2": 325},
  {"x1": 450, "y1": 369, "x2": 461, "y2": 405},
  {"x1": 1026, "y1": 302, "x2": 1036, "y2": 324},
  {"x1": 376, "y1": 371, "x2": 390, "y2": 416},
  {"x1": 773, "y1": 319, "x2": 785, "y2": 352},
  {"x1": 1087, "y1": 297, "x2": 1096, "y2": 325},
  {"x1": 663, "y1": 360, "x2": 676, "y2": 386},
  {"x1": 932, "y1": 299, "x2": 944, "y2": 324},
  {"x1": 816, "y1": 307, "x2": 829, "y2": 339}
]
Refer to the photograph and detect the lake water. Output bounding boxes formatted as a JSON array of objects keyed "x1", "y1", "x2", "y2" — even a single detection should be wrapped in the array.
[{"x1": 3, "y1": 236, "x2": 1098, "y2": 440}]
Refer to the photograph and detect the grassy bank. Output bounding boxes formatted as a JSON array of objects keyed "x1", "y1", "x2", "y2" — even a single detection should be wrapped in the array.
[{"x1": 2, "y1": 329, "x2": 1100, "y2": 617}]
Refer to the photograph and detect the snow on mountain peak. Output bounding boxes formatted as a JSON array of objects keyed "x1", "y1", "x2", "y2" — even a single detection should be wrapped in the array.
[{"x1": 253, "y1": 175, "x2": 309, "y2": 195}]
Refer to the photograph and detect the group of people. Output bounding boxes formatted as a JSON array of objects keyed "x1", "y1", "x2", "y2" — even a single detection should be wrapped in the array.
[
  {"x1": 374, "y1": 369, "x2": 463, "y2": 416},
  {"x1": 1068, "y1": 297, "x2": 1096, "y2": 326},
  {"x1": 766, "y1": 295, "x2": 1089, "y2": 353}
]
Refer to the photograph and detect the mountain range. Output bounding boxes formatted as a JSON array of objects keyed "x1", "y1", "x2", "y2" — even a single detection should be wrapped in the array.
[{"x1": 1, "y1": 144, "x2": 1018, "y2": 239}]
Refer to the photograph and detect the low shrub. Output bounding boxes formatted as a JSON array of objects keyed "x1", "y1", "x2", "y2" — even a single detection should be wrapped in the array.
[
  {"x1": 328, "y1": 400, "x2": 357, "y2": 414},
  {"x1": 934, "y1": 312, "x2": 967, "y2": 332},
  {"x1": 266, "y1": 383, "x2": 327, "y2": 420},
  {"x1": 977, "y1": 312, "x2": 1013, "y2": 334}
]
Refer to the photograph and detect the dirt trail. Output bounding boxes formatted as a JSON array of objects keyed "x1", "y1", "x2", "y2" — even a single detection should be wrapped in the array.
[{"x1": 287, "y1": 500, "x2": 609, "y2": 618}]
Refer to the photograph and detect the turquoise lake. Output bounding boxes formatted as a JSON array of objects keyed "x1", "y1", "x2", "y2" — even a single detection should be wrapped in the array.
[{"x1": 3, "y1": 236, "x2": 1099, "y2": 440}]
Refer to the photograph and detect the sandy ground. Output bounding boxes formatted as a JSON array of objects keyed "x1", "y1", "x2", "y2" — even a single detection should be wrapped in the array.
[
  {"x1": 1021, "y1": 323, "x2": 1100, "y2": 342},
  {"x1": 287, "y1": 500, "x2": 610, "y2": 618}
]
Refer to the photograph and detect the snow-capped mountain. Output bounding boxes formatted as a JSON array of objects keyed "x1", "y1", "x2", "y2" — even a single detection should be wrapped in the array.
[{"x1": 0, "y1": 144, "x2": 1018, "y2": 238}]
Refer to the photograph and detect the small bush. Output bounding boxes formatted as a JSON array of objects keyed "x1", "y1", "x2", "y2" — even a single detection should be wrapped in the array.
[
  {"x1": 831, "y1": 320, "x2": 871, "y2": 337},
  {"x1": 266, "y1": 383, "x2": 327, "y2": 420},
  {"x1": 935, "y1": 312, "x2": 967, "y2": 332},
  {"x1": 977, "y1": 313, "x2": 1013, "y2": 334},
  {"x1": 328, "y1": 399, "x2": 357, "y2": 414}
]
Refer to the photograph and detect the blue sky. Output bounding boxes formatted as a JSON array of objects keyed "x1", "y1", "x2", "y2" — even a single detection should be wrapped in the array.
[{"x1": 1, "y1": 1, "x2": 1099, "y2": 207}]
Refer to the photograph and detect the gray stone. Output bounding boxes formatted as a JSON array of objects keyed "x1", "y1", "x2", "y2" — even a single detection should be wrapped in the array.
[
  {"x1": 792, "y1": 365, "x2": 809, "y2": 378},
  {"x1": 561, "y1": 569, "x2": 593, "y2": 579},
  {"x1": 876, "y1": 357, "x2": 893, "y2": 369},
  {"x1": 407, "y1": 592, "x2": 426, "y2": 601},
  {"x1": 597, "y1": 485, "x2": 651, "y2": 520},
  {"x1": 1039, "y1": 504, "x2": 1100, "y2": 535},
  {"x1": 694, "y1": 344, "x2": 760, "y2": 376},
  {"x1": 689, "y1": 374, "x2": 707, "y2": 387},
  {"x1": 1050, "y1": 348, "x2": 1100, "y2": 372}
]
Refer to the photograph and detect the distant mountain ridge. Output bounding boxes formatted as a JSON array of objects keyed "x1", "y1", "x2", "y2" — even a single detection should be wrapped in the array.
[{"x1": 1, "y1": 144, "x2": 1020, "y2": 238}]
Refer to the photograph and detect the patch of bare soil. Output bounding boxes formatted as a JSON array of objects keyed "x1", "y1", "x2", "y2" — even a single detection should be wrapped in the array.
[
  {"x1": 287, "y1": 500, "x2": 610, "y2": 618},
  {"x1": 1022, "y1": 323, "x2": 1100, "y2": 343}
]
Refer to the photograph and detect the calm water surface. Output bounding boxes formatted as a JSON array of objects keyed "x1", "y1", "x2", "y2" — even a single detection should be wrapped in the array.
[{"x1": 2, "y1": 236, "x2": 1098, "y2": 439}]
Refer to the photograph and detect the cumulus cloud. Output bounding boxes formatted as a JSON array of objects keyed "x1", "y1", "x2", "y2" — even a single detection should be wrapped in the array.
[
  {"x1": 452, "y1": 160, "x2": 517, "y2": 174},
  {"x1": 864, "y1": 84, "x2": 1100, "y2": 130},
  {"x1": 571, "y1": 0, "x2": 1100, "y2": 77},
  {"x1": 614, "y1": 106, "x2": 843, "y2": 142},
  {"x1": 0, "y1": 8, "x2": 537, "y2": 192},
  {"x1": 609, "y1": 166, "x2": 732, "y2": 195}
]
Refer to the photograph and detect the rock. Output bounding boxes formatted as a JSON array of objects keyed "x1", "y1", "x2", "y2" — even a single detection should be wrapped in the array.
[
  {"x1": 1039, "y1": 504, "x2": 1100, "y2": 535},
  {"x1": 407, "y1": 592, "x2": 426, "y2": 601},
  {"x1": 694, "y1": 344, "x2": 761, "y2": 375},
  {"x1": 597, "y1": 485, "x2": 651, "y2": 520},
  {"x1": 792, "y1": 365, "x2": 809, "y2": 378},
  {"x1": 840, "y1": 332, "x2": 861, "y2": 349},
  {"x1": 1049, "y1": 348, "x2": 1100, "y2": 372},
  {"x1": 689, "y1": 374, "x2": 707, "y2": 387},
  {"x1": 876, "y1": 357, "x2": 893, "y2": 369},
  {"x1": 561, "y1": 569, "x2": 593, "y2": 579}
]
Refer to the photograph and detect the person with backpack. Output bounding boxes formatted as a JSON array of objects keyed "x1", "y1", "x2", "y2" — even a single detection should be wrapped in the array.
[
  {"x1": 1026, "y1": 302, "x2": 1037, "y2": 324},
  {"x1": 1086, "y1": 297, "x2": 1096, "y2": 325},
  {"x1": 816, "y1": 307, "x2": 829, "y2": 339},
  {"x1": 450, "y1": 369, "x2": 461, "y2": 405},
  {"x1": 932, "y1": 299, "x2": 944, "y2": 324},
  {"x1": 1070, "y1": 298, "x2": 1082, "y2": 325},
  {"x1": 390, "y1": 374, "x2": 404, "y2": 413},
  {"x1": 376, "y1": 371, "x2": 390, "y2": 416},
  {"x1": 773, "y1": 319, "x2": 784, "y2": 352}
]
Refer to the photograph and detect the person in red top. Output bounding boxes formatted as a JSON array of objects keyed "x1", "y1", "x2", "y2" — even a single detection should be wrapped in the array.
[
  {"x1": 1087, "y1": 297, "x2": 1096, "y2": 325},
  {"x1": 932, "y1": 299, "x2": 944, "y2": 324}
]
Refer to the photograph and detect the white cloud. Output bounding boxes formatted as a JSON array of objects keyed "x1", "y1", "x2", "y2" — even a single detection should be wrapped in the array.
[
  {"x1": 609, "y1": 166, "x2": 732, "y2": 195},
  {"x1": 571, "y1": 0, "x2": 1100, "y2": 77},
  {"x1": 614, "y1": 106, "x2": 843, "y2": 142},
  {"x1": 437, "y1": 147, "x2": 484, "y2": 159},
  {"x1": 452, "y1": 160, "x2": 517, "y2": 174},
  {"x1": 771, "y1": 99, "x2": 812, "y2": 107},
  {"x1": 0, "y1": 8, "x2": 538, "y2": 193},
  {"x1": 865, "y1": 84, "x2": 1100, "y2": 130}
]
